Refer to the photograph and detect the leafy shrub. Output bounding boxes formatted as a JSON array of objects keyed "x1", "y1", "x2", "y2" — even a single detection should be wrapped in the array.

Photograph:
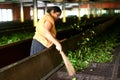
[{"x1": 68, "y1": 29, "x2": 119, "y2": 71}]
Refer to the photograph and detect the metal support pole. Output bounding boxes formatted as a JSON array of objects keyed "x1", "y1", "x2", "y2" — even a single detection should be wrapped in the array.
[
  {"x1": 20, "y1": 1, "x2": 24, "y2": 22},
  {"x1": 62, "y1": 1, "x2": 66, "y2": 23},
  {"x1": 78, "y1": 2, "x2": 81, "y2": 21},
  {"x1": 44, "y1": 3, "x2": 47, "y2": 14},
  {"x1": 44, "y1": 1, "x2": 49, "y2": 14},
  {"x1": 99, "y1": 0, "x2": 102, "y2": 16},
  {"x1": 87, "y1": 2, "x2": 90, "y2": 19},
  {"x1": 33, "y1": 0, "x2": 38, "y2": 27},
  {"x1": 93, "y1": 2, "x2": 96, "y2": 18}
]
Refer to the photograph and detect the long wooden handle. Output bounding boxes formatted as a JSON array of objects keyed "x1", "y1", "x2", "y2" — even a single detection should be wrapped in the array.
[{"x1": 60, "y1": 51, "x2": 76, "y2": 76}]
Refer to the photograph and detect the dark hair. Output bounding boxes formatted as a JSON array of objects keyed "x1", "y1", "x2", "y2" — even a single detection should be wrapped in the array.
[{"x1": 47, "y1": 6, "x2": 62, "y2": 13}]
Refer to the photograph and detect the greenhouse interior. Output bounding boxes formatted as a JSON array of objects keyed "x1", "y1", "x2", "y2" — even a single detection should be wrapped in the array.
[{"x1": 0, "y1": 0, "x2": 120, "y2": 80}]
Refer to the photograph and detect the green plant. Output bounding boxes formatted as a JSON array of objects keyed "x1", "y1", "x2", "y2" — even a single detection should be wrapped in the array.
[
  {"x1": 67, "y1": 28, "x2": 119, "y2": 71},
  {"x1": 0, "y1": 31, "x2": 34, "y2": 46},
  {"x1": 72, "y1": 77, "x2": 77, "y2": 80}
]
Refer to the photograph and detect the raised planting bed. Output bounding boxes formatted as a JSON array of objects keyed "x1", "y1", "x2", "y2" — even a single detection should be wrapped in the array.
[
  {"x1": 0, "y1": 39, "x2": 32, "y2": 68},
  {"x1": 0, "y1": 31, "x2": 34, "y2": 46},
  {"x1": 0, "y1": 17, "x2": 117, "y2": 80}
]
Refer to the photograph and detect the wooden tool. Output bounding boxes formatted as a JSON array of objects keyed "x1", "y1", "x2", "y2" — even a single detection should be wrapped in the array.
[{"x1": 60, "y1": 51, "x2": 76, "y2": 76}]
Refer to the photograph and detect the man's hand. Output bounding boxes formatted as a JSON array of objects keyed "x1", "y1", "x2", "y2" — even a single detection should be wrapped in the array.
[{"x1": 55, "y1": 43, "x2": 62, "y2": 52}]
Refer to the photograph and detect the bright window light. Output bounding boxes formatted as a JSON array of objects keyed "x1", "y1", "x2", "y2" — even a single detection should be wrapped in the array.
[
  {"x1": 38, "y1": 9, "x2": 44, "y2": 19},
  {"x1": 0, "y1": 9, "x2": 13, "y2": 22}
]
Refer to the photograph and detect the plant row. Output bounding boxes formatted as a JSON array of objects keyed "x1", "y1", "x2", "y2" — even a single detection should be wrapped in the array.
[
  {"x1": 0, "y1": 31, "x2": 34, "y2": 46},
  {"x1": 0, "y1": 16, "x2": 112, "y2": 46}
]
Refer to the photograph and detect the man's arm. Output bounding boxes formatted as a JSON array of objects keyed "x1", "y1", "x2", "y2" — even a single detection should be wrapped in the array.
[{"x1": 43, "y1": 21, "x2": 62, "y2": 52}]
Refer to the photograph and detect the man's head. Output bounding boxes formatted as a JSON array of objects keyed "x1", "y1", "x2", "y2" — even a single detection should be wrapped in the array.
[{"x1": 47, "y1": 6, "x2": 62, "y2": 20}]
